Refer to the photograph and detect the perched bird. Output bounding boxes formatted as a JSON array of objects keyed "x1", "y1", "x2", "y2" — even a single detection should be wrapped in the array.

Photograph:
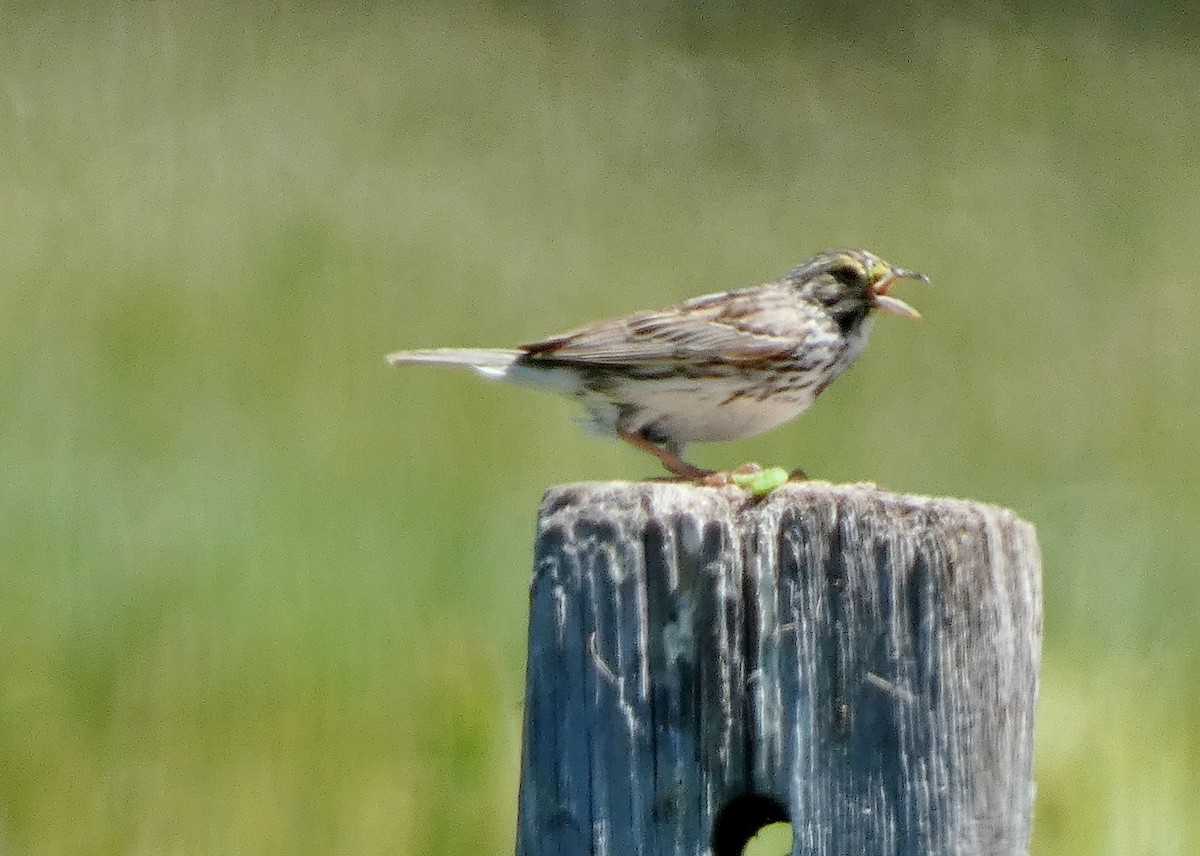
[{"x1": 387, "y1": 248, "x2": 927, "y2": 480}]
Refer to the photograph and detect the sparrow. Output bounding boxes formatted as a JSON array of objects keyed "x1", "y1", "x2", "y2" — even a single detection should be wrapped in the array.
[{"x1": 387, "y1": 248, "x2": 927, "y2": 479}]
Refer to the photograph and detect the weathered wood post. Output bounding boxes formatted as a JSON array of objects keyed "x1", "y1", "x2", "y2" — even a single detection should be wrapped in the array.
[{"x1": 515, "y1": 481, "x2": 1041, "y2": 856}]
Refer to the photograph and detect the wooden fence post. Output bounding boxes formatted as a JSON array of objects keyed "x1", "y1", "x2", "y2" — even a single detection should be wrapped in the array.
[{"x1": 514, "y1": 481, "x2": 1042, "y2": 856}]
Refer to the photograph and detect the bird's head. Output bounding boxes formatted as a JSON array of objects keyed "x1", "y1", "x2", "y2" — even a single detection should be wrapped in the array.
[{"x1": 787, "y1": 248, "x2": 928, "y2": 335}]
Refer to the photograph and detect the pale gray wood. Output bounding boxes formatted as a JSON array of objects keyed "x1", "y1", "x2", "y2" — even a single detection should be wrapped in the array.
[{"x1": 515, "y1": 481, "x2": 1041, "y2": 856}]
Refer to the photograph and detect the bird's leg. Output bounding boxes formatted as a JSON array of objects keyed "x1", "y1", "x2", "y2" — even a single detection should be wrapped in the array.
[{"x1": 617, "y1": 427, "x2": 712, "y2": 480}]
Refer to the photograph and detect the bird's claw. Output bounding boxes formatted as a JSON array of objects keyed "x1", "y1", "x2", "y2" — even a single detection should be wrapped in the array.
[{"x1": 695, "y1": 463, "x2": 760, "y2": 488}]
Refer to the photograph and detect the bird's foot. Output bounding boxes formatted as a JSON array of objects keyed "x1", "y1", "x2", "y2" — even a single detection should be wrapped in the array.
[
  {"x1": 651, "y1": 462, "x2": 790, "y2": 496},
  {"x1": 679, "y1": 462, "x2": 789, "y2": 496},
  {"x1": 617, "y1": 428, "x2": 796, "y2": 495},
  {"x1": 694, "y1": 462, "x2": 757, "y2": 487}
]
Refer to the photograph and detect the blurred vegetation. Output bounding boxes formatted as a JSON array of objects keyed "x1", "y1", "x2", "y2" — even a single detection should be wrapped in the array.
[{"x1": 1, "y1": 1, "x2": 1198, "y2": 853}]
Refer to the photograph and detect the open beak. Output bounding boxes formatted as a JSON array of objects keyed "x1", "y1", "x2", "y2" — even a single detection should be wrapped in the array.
[{"x1": 872, "y1": 267, "x2": 929, "y2": 319}]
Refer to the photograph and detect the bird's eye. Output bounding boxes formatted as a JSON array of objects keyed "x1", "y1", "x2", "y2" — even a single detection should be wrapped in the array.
[{"x1": 829, "y1": 263, "x2": 865, "y2": 287}]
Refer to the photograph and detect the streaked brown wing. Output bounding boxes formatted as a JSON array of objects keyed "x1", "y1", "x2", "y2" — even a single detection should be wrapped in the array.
[{"x1": 520, "y1": 286, "x2": 807, "y2": 367}]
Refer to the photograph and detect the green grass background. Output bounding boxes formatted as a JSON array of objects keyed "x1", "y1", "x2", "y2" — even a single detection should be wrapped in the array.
[{"x1": 2, "y1": 2, "x2": 1198, "y2": 853}]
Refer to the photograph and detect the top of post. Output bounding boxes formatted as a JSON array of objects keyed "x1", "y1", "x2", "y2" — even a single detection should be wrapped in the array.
[{"x1": 538, "y1": 479, "x2": 1035, "y2": 535}]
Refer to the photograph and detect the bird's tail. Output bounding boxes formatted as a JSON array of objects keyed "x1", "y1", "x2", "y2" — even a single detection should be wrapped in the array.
[{"x1": 385, "y1": 348, "x2": 521, "y2": 380}]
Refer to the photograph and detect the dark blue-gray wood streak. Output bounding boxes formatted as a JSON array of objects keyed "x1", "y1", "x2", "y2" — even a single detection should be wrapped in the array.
[{"x1": 515, "y1": 482, "x2": 1041, "y2": 856}]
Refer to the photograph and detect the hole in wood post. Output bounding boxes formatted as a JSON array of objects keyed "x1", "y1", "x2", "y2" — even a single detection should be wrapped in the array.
[
  {"x1": 713, "y1": 794, "x2": 791, "y2": 856},
  {"x1": 741, "y1": 821, "x2": 794, "y2": 856}
]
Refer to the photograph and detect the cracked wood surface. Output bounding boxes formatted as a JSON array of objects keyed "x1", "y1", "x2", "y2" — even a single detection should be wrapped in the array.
[{"x1": 515, "y1": 481, "x2": 1041, "y2": 856}]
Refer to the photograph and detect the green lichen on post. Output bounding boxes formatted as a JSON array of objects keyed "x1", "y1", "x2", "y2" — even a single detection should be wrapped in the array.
[{"x1": 731, "y1": 466, "x2": 790, "y2": 496}]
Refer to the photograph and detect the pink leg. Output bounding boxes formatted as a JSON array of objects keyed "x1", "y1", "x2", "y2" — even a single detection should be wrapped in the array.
[{"x1": 617, "y1": 428, "x2": 712, "y2": 479}]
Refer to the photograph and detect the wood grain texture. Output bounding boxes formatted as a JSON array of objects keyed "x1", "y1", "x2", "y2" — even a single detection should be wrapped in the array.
[{"x1": 515, "y1": 481, "x2": 1041, "y2": 856}]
